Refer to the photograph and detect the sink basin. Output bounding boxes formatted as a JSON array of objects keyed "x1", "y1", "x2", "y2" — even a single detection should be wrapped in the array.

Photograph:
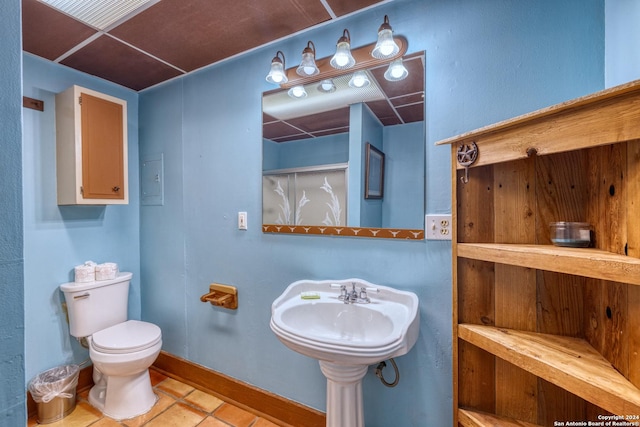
[
  {"x1": 271, "y1": 279, "x2": 420, "y2": 426},
  {"x1": 270, "y1": 278, "x2": 420, "y2": 366}
]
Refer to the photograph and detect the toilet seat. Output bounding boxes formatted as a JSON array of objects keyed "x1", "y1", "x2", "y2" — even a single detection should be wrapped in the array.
[{"x1": 92, "y1": 320, "x2": 162, "y2": 354}]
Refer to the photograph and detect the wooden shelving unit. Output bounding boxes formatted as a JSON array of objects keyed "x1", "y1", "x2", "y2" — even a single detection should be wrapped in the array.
[
  {"x1": 458, "y1": 408, "x2": 542, "y2": 427},
  {"x1": 437, "y1": 80, "x2": 640, "y2": 426},
  {"x1": 458, "y1": 244, "x2": 640, "y2": 286}
]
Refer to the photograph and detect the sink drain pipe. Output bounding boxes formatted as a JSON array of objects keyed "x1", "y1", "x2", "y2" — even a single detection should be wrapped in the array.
[{"x1": 375, "y1": 358, "x2": 399, "y2": 387}]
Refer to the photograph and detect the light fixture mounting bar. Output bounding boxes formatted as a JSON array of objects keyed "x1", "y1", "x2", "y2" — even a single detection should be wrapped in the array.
[{"x1": 279, "y1": 36, "x2": 408, "y2": 89}]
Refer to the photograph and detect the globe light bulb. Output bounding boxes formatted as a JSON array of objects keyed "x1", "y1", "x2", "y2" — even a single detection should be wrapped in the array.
[
  {"x1": 330, "y1": 31, "x2": 356, "y2": 70},
  {"x1": 287, "y1": 85, "x2": 308, "y2": 99},
  {"x1": 353, "y1": 75, "x2": 366, "y2": 87},
  {"x1": 348, "y1": 71, "x2": 370, "y2": 88},
  {"x1": 378, "y1": 42, "x2": 395, "y2": 57},
  {"x1": 334, "y1": 53, "x2": 349, "y2": 67},
  {"x1": 371, "y1": 16, "x2": 400, "y2": 59},
  {"x1": 384, "y1": 59, "x2": 408, "y2": 81},
  {"x1": 391, "y1": 65, "x2": 404, "y2": 79}
]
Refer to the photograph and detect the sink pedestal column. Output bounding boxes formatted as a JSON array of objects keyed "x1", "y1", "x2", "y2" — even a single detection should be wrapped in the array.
[{"x1": 319, "y1": 361, "x2": 368, "y2": 427}]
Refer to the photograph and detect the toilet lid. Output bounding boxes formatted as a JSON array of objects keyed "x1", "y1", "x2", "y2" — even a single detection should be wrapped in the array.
[{"x1": 92, "y1": 320, "x2": 162, "y2": 354}]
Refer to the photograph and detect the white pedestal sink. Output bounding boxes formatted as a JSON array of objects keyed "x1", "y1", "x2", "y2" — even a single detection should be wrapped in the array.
[{"x1": 270, "y1": 279, "x2": 420, "y2": 427}]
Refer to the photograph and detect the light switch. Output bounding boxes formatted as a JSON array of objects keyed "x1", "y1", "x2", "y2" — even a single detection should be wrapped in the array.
[
  {"x1": 425, "y1": 214, "x2": 452, "y2": 240},
  {"x1": 238, "y1": 212, "x2": 247, "y2": 230}
]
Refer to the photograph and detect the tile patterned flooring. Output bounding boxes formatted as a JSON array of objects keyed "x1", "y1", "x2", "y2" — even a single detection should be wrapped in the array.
[{"x1": 27, "y1": 369, "x2": 282, "y2": 427}]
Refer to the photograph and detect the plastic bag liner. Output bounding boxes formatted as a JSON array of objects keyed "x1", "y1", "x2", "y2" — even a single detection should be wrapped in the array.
[{"x1": 29, "y1": 364, "x2": 79, "y2": 403}]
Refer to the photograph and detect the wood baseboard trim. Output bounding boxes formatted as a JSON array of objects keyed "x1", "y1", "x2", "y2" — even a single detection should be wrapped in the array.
[
  {"x1": 27, "y1": 352, "x2": 324, "y2": 426},
  {"x1": 153, "y1": 351, "x2": 325, "y2": 427}
]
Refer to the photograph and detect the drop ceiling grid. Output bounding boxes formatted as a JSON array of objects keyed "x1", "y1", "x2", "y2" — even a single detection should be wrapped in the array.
[{"x1": 23, "y1": 0, "x2": 388, "y2": 90}]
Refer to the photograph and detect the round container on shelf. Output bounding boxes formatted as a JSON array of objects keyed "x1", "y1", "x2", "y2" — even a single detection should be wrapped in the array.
[{"x1": 550, "y1": 222, "x2": 591, "y2": 247}]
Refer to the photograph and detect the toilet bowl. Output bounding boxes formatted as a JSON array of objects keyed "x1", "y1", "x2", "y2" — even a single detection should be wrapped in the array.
[
  {"x1": 60, "y1": 273, "x2": 163, "y2": 420},
  {"x1": 88, "y1": 320, "x2": 162, "y2": 419}
]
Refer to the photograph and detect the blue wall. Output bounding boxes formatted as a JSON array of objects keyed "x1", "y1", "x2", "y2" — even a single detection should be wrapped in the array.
[
  {"x1": 382, "y1": 121, "x2": 424, "y2": 228},
  {"x1": 605, "y1": 0, "x2": 640, "y2": 87},
  {"x1": 1, "y1": 0, "x2": 25, "y2": 424},
  {"x1": 16, "y1": 0, "x2": 640, "y2": 425},
  {"x1": 263, "y1": 132, "x2": 349, "y2": 171},
  {"x1": 22, "y1": 54, "x2": 141, "y2": 381},
  {"x1": 355, "y1": 103, "x2": 385, "y2": 227},
  {"x1": 138, "y1": 1, "x2": 604, "y2": 425}
]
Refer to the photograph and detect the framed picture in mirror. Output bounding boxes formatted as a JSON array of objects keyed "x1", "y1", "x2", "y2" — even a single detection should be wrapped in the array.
[{"x1": 365, "y1": 143, "x2": 385, "y2": 199}]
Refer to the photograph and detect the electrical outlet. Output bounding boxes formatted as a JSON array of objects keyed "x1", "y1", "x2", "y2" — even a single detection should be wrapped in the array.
[
  {"x1": 238, "y1": 212, "x2": 247, "y2": 230},
  {"x1": 425, "y1": 214, "x2": 452, "y2": 240}
]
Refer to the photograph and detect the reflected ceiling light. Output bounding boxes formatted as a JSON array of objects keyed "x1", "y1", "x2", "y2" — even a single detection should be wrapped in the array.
[
  {"x1": 287, "y1": 85, "x2": 308, "y2": 99},
  {"x1": 266, "y1": 51, "x2": 288, "y2": 84},
  {"x1": 318, "y1": 79, "x2": 336, "y2": 93},
  {"x1": 348, "y1": 71, "x2": 370, "y2": 88},
  {"x1": 296, "y1": 41, "x2": 320, "y2": 77},
  {"x1": 330, "y1": 29, "x2": 356, "y2": 70},
  {"x1": 372, "y1": 15, "x2": 400, "y2": 59},
  {"x1": 384, "y1": 58, "x2": 409, "y2": 81}
]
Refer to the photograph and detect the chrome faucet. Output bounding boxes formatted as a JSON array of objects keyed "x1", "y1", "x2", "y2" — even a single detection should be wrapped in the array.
[{"x1": 335, "y1": 282, "x2": 376, "y2": 304}]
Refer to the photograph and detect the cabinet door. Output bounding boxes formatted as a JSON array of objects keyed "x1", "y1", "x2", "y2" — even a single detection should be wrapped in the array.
[{"x1": 80, "y1": 92, "x2": 125, "y2": 200}]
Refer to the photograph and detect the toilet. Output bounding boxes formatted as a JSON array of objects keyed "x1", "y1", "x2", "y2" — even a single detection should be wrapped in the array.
[{"x1": 60, "y1": 272, "x2": 162, "y2": 420}]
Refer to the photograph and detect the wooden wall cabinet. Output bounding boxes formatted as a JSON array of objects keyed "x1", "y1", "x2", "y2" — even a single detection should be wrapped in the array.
[
  {"x1": 437, "y1": 80, "x2": 640, "y2": 426},
  {"x1": 56, "y1": 85, "x2": 128, "y2": 205}
]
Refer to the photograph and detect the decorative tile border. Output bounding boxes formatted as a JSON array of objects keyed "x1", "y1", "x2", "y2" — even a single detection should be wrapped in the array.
[{"x1": 262, "y1": 224, "x2": 424, "y2": 240}]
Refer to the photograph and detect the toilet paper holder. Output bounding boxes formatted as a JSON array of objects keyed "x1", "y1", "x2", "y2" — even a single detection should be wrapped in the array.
[{"x1": 200, "y1": 283, "x2": 238, "y2": 310}]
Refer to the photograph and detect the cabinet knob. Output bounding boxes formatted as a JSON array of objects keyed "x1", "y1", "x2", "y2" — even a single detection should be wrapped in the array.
[{"x1": 112, "y1": 186, "x2": 120, "y2": 192}]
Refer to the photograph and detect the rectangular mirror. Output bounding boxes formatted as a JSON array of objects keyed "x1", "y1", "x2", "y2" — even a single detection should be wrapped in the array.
[{"x1": 262, "y1": 51, "x2": 425, "y2": 239}]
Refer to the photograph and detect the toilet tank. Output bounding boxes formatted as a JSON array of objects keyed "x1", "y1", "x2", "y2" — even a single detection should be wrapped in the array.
[{"x1": 60, "y1": 272, "x2": 132, "y2": 338}]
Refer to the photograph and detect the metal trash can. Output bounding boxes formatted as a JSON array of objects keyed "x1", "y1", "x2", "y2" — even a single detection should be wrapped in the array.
[{"x1": 28, "y1": 364, "x2": 79, "y2": 424}]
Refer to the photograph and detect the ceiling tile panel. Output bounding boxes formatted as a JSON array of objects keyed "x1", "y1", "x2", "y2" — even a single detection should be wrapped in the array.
[
  {"x1": 324, "y1": 0, "x2": 383, "y2": 17},
  {"x1": 22, "y1": 0, "x2": 97, "y2": 61},
  {"x1": 396, "y1": 103, "x2": 424, "y2": 123},
  {"x1": 286, "y1": 107, "x2": 350, "y2": 133},
  {"x1": 60, "y1": 35, "x2": 183, "y2": 91},
  {"x1": 390, "y1": 92, "x2": 424, "y2": 107},
  {"x1": 312, "y1": 127, "x2": 349, "y2": 137},
  {"x1": 22, "y1": 0, "x2": 411, "y2": 92},
  {"x1": 365, "y1": 100, "x2": 402, "y2": 125},
  {"x1": 110, "y1": 0, "x2": 332, "y2": 72},
  {"x1": 263, "y1": 112, "x2": 278, "y2": 123},
  {"x1": 263, "y1": 120, "x2": 304, "y2": 140},
  {"x1": 371, "y1": 56, "x2": 425, "y2": 99},
  {"x1": 273, "y1": 134, "x2": 313, "y2": 143}
]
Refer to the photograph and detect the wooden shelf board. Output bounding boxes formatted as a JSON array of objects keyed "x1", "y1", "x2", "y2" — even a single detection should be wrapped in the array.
[
  {"x1": 458, "y1": 408, "x2": 542, "y2": 427},
  {"x1": 435, "y1": 79, "x2": 640, "y2": 147},
  {"x1": 457, "y1": 243, "x2": 640, "y2": 286},
  {"x1": 437, "y1": 81, "x2": 640, "y2": 168},
  {"x1": 458, "y1": 324, "x2": 640, "y2": 416}
]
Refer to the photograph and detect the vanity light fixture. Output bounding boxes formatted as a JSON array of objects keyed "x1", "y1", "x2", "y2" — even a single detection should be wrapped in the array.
[
  {"x1": 266, "y1": 51, "x2": 288, "y2": 84},
  {"x1": 384, "y1": 58, "x2": 409, "y2": 81},
  {"x1": 287, "y1": 85, "x2": 308, "y2": 99},
  {"x1": 317, "y1": 79, "x2": 336, "y2": 93},
  {"x1": 271, "y1": 34, "x2": 407, "y2": 89},
  {"x1": 296, "y1": 41, "x2": 320, "y2": 77},
  {"x1": 348, "y1": 71, "x2": 370, "y2": 88},
  {"x1": 371, "y1": 15, "x2": 400, "y2": 59},
  {"x1": 330, "y1": 29, "x2": 356, "y2": 70}
]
